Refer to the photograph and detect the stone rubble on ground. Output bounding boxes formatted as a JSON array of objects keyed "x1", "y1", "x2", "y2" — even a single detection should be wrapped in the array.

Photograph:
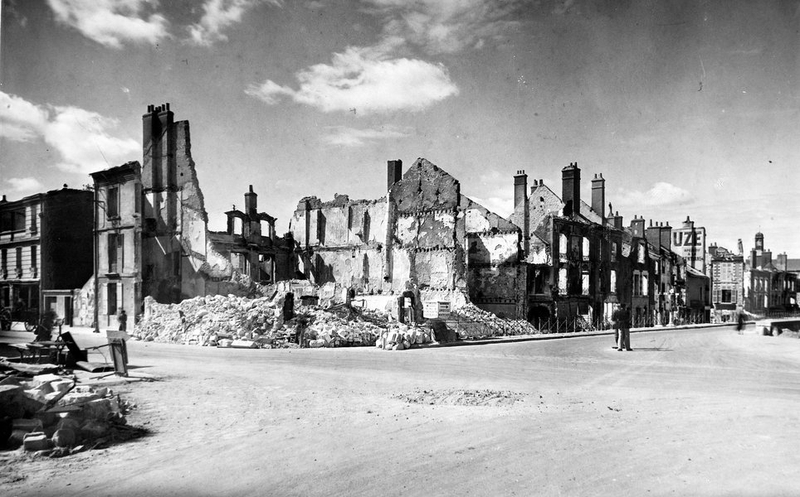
[
  {"x1": 0, "y1": 372, "x2": 140, "y2": 457},
  {"x1": 450, "y1": 303, "x2": 539, "y2": 339},
  {"x1": 132, "y1": 288, "x2": 541, "y2": 350}
]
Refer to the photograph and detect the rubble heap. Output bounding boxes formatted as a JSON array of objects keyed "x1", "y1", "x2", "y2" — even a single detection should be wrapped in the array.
[
  {"x1": 134, "y1": 294, "x2": 398, "y2": 348},
  {"x1": 374, "y1": 323, "x2": 435, "y2": 350},
  {"x1": 0, "y1": 373, "x2": 141, "y2": 456},
  {"x1": 450, "y1": 303, "x2": 539, "y2": 339},
  {"x1": 134, "y1": 294, "x2": 288, "y2": 345}
]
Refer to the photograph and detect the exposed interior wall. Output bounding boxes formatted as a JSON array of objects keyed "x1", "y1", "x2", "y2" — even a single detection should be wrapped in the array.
[
  {"x1": 141, "y1": 115, "x2": 209, "y2": 303},
  {"x1": 286, "y1": 158, "x2": 523, "y2": 317}
]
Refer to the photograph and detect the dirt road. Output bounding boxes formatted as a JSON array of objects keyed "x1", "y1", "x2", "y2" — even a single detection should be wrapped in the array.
[{"x1": 4, "y1": 325, "x2": 800, "y2": 496}]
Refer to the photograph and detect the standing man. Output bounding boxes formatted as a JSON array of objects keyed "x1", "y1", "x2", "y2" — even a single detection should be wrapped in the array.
[
  {"x1": 118, "y1": 309, "x2": 128, "y2": 332},
  {"x1": 616, "y1": 304, "x2": 632, "y2": 351}
]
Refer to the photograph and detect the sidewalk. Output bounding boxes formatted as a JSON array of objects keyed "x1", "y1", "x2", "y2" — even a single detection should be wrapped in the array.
[{"x1": 427, "y1": 321, "x2": 737, "y2": 348}]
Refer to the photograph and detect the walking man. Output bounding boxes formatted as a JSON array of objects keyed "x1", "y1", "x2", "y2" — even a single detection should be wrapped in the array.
[{"x1": 118, "y1": 309, "x2": 128, "y2": 332}]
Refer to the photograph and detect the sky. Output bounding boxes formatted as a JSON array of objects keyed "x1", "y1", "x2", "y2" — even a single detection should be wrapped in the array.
[{"x1": 1, "y1": 0, "x2": 799, "y2": 257}]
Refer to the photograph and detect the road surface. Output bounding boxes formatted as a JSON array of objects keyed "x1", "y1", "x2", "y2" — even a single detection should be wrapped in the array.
[{"x1": 3, "y1": 324, "x2": 800, "y2": 496}]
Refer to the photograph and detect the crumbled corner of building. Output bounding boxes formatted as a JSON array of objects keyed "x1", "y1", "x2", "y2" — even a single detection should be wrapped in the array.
[
  {"x1": 131, "y1": 283, "x2": 542, "y2": 349},
  {"x1": 0, "y1": 373, "x2": 143, "y2": 458}
]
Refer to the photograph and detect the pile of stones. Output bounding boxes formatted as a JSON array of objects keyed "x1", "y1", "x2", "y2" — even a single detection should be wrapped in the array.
[
  {"x1": 0, "y1": 373, "x2": 139, "y2": 456},
  {"x1": 450, "y1": 303, "x2": 539, "y2": 339}
]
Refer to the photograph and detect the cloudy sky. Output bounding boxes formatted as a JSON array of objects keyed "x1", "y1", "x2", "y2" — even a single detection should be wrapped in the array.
[{"x1": 1, "y1": 0, "x2": 798, "y2": 257}]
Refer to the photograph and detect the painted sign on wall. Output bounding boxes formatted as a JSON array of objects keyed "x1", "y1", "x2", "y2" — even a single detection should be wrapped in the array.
[{"x1": 672, "y1": 227, "x2": 706, "y2": 272}]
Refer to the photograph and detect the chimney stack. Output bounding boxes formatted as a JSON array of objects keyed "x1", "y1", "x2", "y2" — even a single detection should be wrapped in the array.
[
  {"x1": 387, "y1": 160, "x2": 402, "y2": 192},
  {"x1": 514, "y1": 170, "x2": 528, "y2": 212},
  {"x1": 591, "y1": 173, "x2": 605, "y2": 221},
  {"x1": 645, "y1": 220, "x2": 661, "y2": 248},
  {"x1": 561, "y1": 162, "x2": 580, "y2": 217},
  {"x1": 630, "y1": 215, "x2": 646, "y2": 237},
  {"x1": 660, "y1": 222, "x2": 672, "y2": 250},
  {"x1": 245, "y1": 184, "x2": 257, "y2": 214}
]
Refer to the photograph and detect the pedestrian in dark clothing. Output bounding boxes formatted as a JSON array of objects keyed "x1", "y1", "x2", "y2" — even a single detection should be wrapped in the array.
[
  {"x1": 118, "y1": 309, "x2": 128, "y2": 332},
  {"x1": 736, "y1": 311, "x2": 746, "y2": 334},
  {"x1": 611, "y1": 304, "x2": 621, "y2": 349},
  {"x1": 613, "y1": 304, "x2": 632, "y2": 351}
]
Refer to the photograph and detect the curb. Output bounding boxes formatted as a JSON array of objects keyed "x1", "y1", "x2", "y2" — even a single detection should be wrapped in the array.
[{"x1": 420, "y1": 322, "x2": 738, "y2": 349}]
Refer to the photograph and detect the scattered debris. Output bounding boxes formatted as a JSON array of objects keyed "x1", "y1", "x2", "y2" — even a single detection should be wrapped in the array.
[
  {"x1": 0, "y1": 372, "x2": 145, "y2": 456},
  {"x1": 394, "y1": 389, "x2": 526, "y2": 407}
]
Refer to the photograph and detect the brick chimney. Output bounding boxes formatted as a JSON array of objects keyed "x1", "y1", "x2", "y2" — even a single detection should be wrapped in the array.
[
  {"x1": 387, "y1": 160, "x2": 402, "y2": 192},
  {"x1": 591, "y1": 173, "x2": 605, "y2": 221},
  {"x1": 660, "y1": 222, "x2": 672, "y2": 250},
  {"x1": 645, "y1": 219, "x2": 660, "y2": 248},
  {"x1": 142, "y1": 103, "x2": 174, "y2": 190},
  {"x1": 612, "y1": 211, "x2": 623, "y2": 230},
  {"x1": 245, "y1": 184, "x2": 257, "y2": 215},
  {"x1": 561, "y1": 162, "x2": 580, "y2": 217},
  {"x1": 514, "y1": 170, "x2": 528, "y2": 211},
  {"x1": 630, "y1": 215, "x2": 645, "y2": 237}
]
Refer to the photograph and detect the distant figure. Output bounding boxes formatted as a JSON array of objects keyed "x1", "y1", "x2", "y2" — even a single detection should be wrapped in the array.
[
  {"x1": 611, "y1": 304, "x2": 621, "y2": 349},
  {"x1": 613, "y1": 304, "x2": 632, "y2": 351},
  {"x1": 736, "y1": 311, "x2": 746, "y2": 335},
  {"x1": 118, "y1": 309, "x2": 128, "y2": 332},
  {"x1": 35, "y1": 310, "x2": 57, "y2": 342}
]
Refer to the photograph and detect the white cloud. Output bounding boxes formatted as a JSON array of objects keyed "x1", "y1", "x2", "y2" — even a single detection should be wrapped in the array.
[
  {"x1": 187, "y1": 0, "x2": 282, "y2": 46},
  {"x1": 363, "y1": 0, "x2": 526, "y2": 54},
  {"x1": 46, "y1": 0, "x2": 169, "y2": 48},
  {"x1": 246, "y1": 41, "x2": 459, "y2": 114},
  {"x1": 322, "y1": 125, "x2": 412, "y2": 147},
  {"x1": 5, "y1": 177, "x2": 45, "y2": 193},
  {"x1": 0, "y1": 92, "x2": 49, "y2": 141},
  {"x1": 615, "y1": 182, "x2": 693, "y2": 208},
  {"x1": 0, "y1": 91, "x2": 139, "y2": 175}
]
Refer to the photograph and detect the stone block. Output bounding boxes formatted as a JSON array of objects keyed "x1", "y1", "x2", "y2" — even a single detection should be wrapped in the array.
[{"x1": 22, "y1": 432, "x2": 51, "y2": 451}]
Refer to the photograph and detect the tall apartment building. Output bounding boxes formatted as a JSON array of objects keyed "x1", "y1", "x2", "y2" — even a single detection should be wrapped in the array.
[
  {"x1": 0, "y1": 188, "x2": 93, "y2": 324},
  {"x1": 708, "y1": 243, "x2": 745, "y2": 322},
  {"x1": 90, "y1": 161, "x2": 142, "y2": 329}
]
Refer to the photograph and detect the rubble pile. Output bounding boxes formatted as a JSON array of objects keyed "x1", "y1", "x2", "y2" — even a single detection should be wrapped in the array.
[
  {"x1": 0, "y1": 373, "x2": 141, "y2": 457},
  {"x1": 374, "y1": 323, "x2": 436, "y2": 351},
  {"x1": 134, "y1": 294, "x2": 288, "y2": 345},
  {"x1": 292, "y1": 305, "x2": 387, "y2": 348},
  {"x1": 450, "y1": 303, "x2": 539, "y2": 339},
  {"x1": 134, "y1": 294, "x2": 399, "y2": 348}
]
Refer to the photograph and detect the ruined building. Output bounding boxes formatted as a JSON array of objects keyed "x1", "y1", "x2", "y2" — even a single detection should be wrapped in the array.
[
  {"x1": 208, "y1": 185, "x2": 296, "y2": 286},
  {"x1": 83, "y1": 104, "x2": 295, "y2": 326},
  {"x1": 289, "y1": 158, "x2": 522, "y2": 317}
]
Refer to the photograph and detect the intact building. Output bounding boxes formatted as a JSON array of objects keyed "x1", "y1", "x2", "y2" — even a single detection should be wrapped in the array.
[
  {"x1": 0, "y1": 188, "x2": 93, "y2": 324},
  {"x1": 744, "y1": 232, "x2": 798, "y2": 314},
  {"x1": 708, "y1": 243, "x2": 745, "y2": 322},
  {"x1": 90, "y1": 161, "x2": 143, "y2": 329}
]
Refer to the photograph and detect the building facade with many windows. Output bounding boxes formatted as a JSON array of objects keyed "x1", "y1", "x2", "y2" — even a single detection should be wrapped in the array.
[
  {"x1": 0, "y1": 188, "x2": 93, "y2": 325},
  {"x1": 90, "y1": 161, "x2": 143, "y2": 330}
]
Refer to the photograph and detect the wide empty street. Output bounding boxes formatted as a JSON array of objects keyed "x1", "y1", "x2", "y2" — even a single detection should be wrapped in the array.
[{"x1": 4, "y1": 325, "x2": 800, "y2": 497}]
